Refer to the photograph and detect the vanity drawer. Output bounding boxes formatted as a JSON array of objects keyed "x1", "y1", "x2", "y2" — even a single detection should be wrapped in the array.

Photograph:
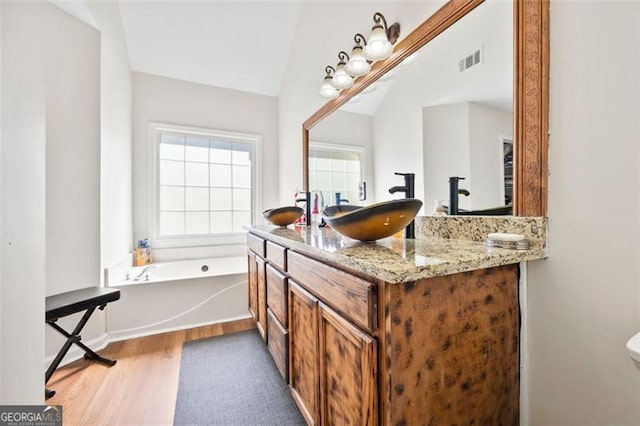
[
  {"x1": 266, "y1": 241, "x2": 287, "y2": 271},
  {"x1": 267, "y1": 308, "x2": 289, "y2": 382},
  {"x1": 288, "y1": 251, "x2": 376, "y2": 332},
  {"x1": 266, "y1": 263, "x2": 288, "y2": 327},
  {"x1": 247, "y1": 233, "x2": 266, "y2": 258}
]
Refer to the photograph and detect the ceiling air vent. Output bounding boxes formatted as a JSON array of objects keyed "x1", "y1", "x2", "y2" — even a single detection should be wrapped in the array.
[{"x1": 459, "y1": 47, "x2": 483, "y2": 73}]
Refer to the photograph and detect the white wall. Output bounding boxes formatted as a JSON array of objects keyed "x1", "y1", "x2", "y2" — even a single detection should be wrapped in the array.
[
  {"x1": 468, "y1": 102, "x2": 512, "y2": 209},
  {"x1": 1, "y1": 1, "x2": 47, "y2": 404},
  {"x1": 527, "y1": 2, "x2": 640, "y2": 424},
  {"x1": 125, "y1": 72, "x2": 278, "y2": 335},
  {"x1": 86, "y1": 2, "x2": 133, "y2": 277},
  {"x1": 421, "y1": 102, "x2": 511, "y2": 213},
  {"x1": 373, "y1": 86, "x2": 426, "y2": 205},
  {"x1": 43, "y1": 4, "x2": 102, "y2": 363},
  {"x1": 45, "y1": 6, "x2": 100, "y2": 297},
  {"x1": 132, "y1": 72, "x2": 279, "y2": 243},
  {"x1": 422, "y1": 102, "x2": 470, "y2": 210}
]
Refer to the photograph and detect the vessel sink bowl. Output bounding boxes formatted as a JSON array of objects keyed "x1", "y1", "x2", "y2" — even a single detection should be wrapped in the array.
[
  {"x1": 263, "y1": 206, "x2": 304, "y2": 226},
  {"x1": 322, "y1": 199, "x2": 423, "y2": 241}
]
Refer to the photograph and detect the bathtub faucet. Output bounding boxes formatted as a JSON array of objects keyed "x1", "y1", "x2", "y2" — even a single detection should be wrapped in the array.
[{"x1": 134, "y1": 265, "x2": 156, "y2": 281}]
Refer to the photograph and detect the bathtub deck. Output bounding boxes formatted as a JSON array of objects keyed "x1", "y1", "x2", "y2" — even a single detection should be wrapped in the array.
[{"x1": 107, "y1": 255, "x2": 247, "y2": 287}]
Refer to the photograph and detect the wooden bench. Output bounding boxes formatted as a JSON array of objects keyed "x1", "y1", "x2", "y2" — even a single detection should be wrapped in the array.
[{"x1": 45, "y1": 286, "x2": 120, "y2": 399}]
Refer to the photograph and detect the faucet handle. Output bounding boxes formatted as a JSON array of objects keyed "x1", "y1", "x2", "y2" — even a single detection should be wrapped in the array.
[{"x1": 394, "y1": 172, "x2": 415, "y2": 177}]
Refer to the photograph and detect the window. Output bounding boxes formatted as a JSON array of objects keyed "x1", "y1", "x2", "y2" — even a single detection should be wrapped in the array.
[
  {"x1": 308, "y1": 142, "x2": 365, "y2": 206},
  {"x1": 150, "y1": 123, "x2": 260, "y2": 244}
]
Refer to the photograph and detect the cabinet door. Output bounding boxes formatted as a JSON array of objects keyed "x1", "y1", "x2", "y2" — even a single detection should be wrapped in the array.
[
  {"x1": 319, "y1": 302, "x2": 377, "y2": 426},
  {"x1": 289, "y1": 280, "x2": 320, "y2": 425},
  {"x1": 256, "y1": 256, "x2": 268, "y2": 343},
  {"x1": 247, "y1": 251, "x2": 258, "y2": 321}
]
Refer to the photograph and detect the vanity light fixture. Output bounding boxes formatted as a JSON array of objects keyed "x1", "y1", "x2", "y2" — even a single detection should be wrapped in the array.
[
  {"x1": 363, "y1": 12, "x2": 400, "y2": 62},
  {"x1": 317, "y1": 11, "x2": 400, "y2": 99},
  {"x1": 330, "y1": 51, "x2": 354, "y2": 90},
  {"x1": 344, "y1": 33, "x2": 371, "y2": 76},
  {"x1": 319, "y1": 66, "x2": 339, "y2": 99}
]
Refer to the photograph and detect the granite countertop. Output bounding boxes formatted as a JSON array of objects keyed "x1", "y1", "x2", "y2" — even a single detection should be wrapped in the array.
[{"x1": 247, "y1": 225, "x2": 547, "y2": 284}]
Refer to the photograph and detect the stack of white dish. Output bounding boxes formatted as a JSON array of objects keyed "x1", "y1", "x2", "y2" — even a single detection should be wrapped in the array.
[{"x1": 485, "y1": 232, "x2": 529, "y2": 250}]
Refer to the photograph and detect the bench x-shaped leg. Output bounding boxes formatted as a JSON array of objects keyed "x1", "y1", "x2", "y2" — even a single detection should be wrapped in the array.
[{"x1": 45, "y1": 305, "x2": 116, "y2": 398}]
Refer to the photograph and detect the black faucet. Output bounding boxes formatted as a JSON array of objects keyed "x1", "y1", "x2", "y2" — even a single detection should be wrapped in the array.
[
  {"x1": 388, "y1": 172, "x2": 416, "y2": 238},
  {"x1": 335, "y1": 192, "x2": 349, "y2": 205},
  {"x1": 296, "y1": 191, "x2": 312, "y2": 226},
  {"x1": 448, "y1": 176, "x2": 470, "y2": 215}
]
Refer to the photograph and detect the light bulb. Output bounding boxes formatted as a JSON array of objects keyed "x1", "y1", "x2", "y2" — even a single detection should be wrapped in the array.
[
  {"x1": 345, "y1": 46, "x2": 370, "y2": 76},
  {"x1": 364, "y1": 26, "x2": 393, "y2": 61},
  {"x1": 319, "y1": 77, "x2": 339, "y2": 99},
  {"x1": 331, "y1": 64, "x2": 354, "y2": 90}
]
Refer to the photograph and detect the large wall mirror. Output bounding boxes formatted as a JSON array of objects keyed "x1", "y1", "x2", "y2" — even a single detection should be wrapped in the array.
[{"x1": 303, "y1": 0, "x2": 548, "y2": 217}]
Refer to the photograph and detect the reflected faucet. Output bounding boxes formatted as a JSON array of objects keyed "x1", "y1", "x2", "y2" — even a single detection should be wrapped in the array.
[
  {"x1": 388, "y1": 172, "x2": 416, "y2": 238},
  {"x1": 448, "y1": 176, "x2": 470, "y2": 215},
  {"x1": 335, "y1": 192, "x2": 349, "y2": 205},
  {"x1": 295, "y1": 191, "x2": 312, "y2": 226}
]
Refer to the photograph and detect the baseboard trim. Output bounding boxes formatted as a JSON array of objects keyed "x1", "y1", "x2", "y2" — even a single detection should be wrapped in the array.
[
  {"x1": 45, "y1": 315, "x2": 253, "y2": 370},
  {"x1": 108, "y1": 314, "x2": 253, "y2": 343}
]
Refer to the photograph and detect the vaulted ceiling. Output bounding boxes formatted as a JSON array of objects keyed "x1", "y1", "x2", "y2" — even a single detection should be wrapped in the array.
[{"x1": 117, "y1": 1, "x2": 301, "y2": 97}]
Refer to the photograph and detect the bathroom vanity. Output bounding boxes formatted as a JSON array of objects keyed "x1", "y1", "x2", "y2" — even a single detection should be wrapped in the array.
[
  {"x1": 252, "y1": 0, "x2": 550, "y2": 420},
  {"x1": 246, "y1": 222, "x2": 546, "y2": 425}
]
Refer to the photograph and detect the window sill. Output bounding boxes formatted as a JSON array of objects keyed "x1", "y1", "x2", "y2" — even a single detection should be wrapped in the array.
[{"x1": 150, "y1": 232, "x2": 247, "y2": 249}]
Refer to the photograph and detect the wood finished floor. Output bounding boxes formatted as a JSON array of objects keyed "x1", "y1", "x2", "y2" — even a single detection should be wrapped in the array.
[{"x1": 47, "y1": 318, "x2": 256, "y2": 426}]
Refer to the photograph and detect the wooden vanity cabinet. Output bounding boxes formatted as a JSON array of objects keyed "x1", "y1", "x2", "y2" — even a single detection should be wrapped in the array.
[
  {"x1": 248, "y1": 232, "x2": 520, "y2": 425},
  {"x1": 288, "y1": 253, "x2": 378, "y2": 426}
]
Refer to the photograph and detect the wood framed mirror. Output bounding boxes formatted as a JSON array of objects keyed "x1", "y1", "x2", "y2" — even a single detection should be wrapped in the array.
[{"x1": 302, "y1": 0, "x2": 548, "y2": 216}]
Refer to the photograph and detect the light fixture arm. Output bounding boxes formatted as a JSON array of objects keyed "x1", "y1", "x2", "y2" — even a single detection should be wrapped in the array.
[
  {"x1": 373, "y1": 12, "x2": 388, "y2": 31},
  {"x1": 354, "y1": 33, "x2": 367, "y2": 47},
  {"x1": 337, "y1": 51, "x2": 350, "y2": 64},
  {"x1": 371, "y1": 12, "x2": 401, "y2": 45},
  {"x1": 325, "y1": 65, "x2": 335, "y2": 77}
]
